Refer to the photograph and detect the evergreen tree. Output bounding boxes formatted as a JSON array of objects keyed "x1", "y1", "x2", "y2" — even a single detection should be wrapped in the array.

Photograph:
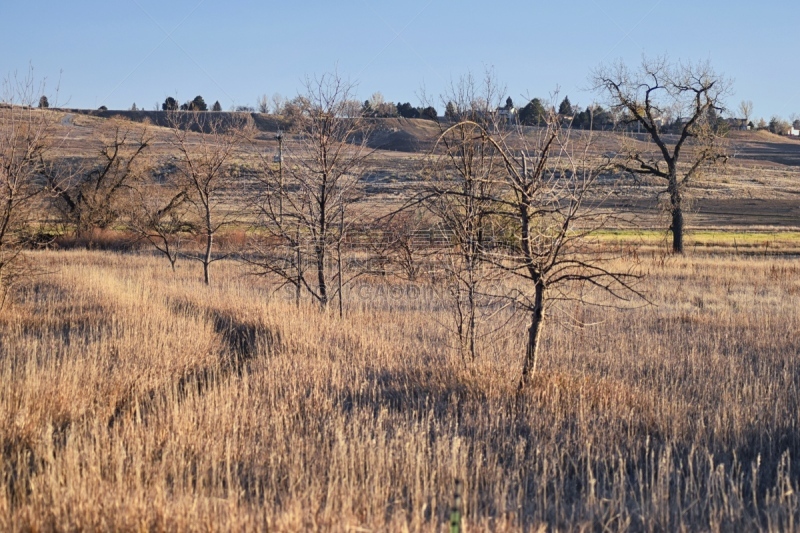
[
  {"x1": 396, "y1": 102, "x2": 419, "y2": 118},
  {"x1": 361, "y1": 100, "x2": 373, "y2": 117},
  {"x1": 38, "y1": 96, "x2": 49, "y2": 108},
  {"x1": 505, "y1": 96, "x2": 514, "y2": 109},
  {"x1": 445, "y1": 101, "x2": 457, "y2": 120},
  {"x1": 769, "y1": 116, "x2": 789, "y2": 135},
  {"x1": 558, "y1": 96, "x2": 573, "y2": 116},
  {"x1": 212, "y1": 100, "x2": 222, "y2": 112},
  {"x1": 190, "y1": 95, "x2": 207, "y2": 111},
  {"x1": 130, "y1": 102, "x2": 138, "y2": 111},
  {"x1": 573, "y1": 107, "x2": 590, "y2": 129},
  {"x1": 162, "y1": 97, "x2": 179, "y2": 111},
  {"x1": 592, "y1": 105, "x2": 614, "y2": 129},
  {"x1": 519, "y1": 98, "x2": 547, "y2": 126},
  {"x1": 420, "y1": 106, "x2": 437, "y2": 120}
]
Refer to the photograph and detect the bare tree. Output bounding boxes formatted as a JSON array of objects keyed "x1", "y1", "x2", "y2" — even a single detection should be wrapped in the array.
[
  {"x1": 378, "y1": 211, "x2": 435, "y2": 282},
  {"x1": 257, "y1": 94, "x2": 270, "y2": 114},
  {"x1": 493, "y1": 119, "x2": 641, "y2": 391},
  {"x1": 424, "y1": 121, "x2": 505, "y2": 363},
  {"x1": 440, "y1": 68, "x2": 505, "y2": 123},
  {"x1": 128, "y1": 163, "x2": 193, "y2": 270},
  {"x1": 430, "y1": 99, "x2": 642, "y2": 390},
  {"x1": 418, "y1": 69, "x2": 508, "y2": 363},
  {"x1": 271, "y1": 93, "x2": 287, "y2": 116},
  {"x1": 592, "y1": 57, "x2": 729, "y2": 253},
  {"x1": 168, "y1": 111, "x2": 252, "y2": 284},
  {"x1": 364, "y1": 92, "x2": 396, "y2": 118},
  {"x1": 48, "y1": 119, "x2": 151, "y2": 240},
  {"x1": 250, "y1": 72, "x2": 372, "y2": 312},
  {"x1": 0, "y1": 70, "x2": 58, "y2": 307},
  {"x1": 739, "y1": 100, "x2": 753, "y2": 125}
]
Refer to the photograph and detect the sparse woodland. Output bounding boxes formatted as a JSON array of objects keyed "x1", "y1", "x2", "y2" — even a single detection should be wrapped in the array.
[{"x1": 2, "y1": 66, "x2": 800, "y2": 531}]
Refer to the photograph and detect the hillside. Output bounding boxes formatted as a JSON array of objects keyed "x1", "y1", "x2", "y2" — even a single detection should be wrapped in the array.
[
  {"x1": 19, "y1": 109, "x2": 800, "y2": 229},
  {"x1": 66, "y1": 109, "x2": 443, "y2": 153},
  {"x1": 65, "y1": 108, "x2": 800, "y2": 165}
]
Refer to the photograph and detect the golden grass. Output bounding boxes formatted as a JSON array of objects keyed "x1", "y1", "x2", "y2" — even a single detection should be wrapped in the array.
[
  {"x1": 593, "y1": 228, "x2": 800, "y2": 256},
  {"x1": 1, "y1": 251, "x2": 799, "y2": 531}
]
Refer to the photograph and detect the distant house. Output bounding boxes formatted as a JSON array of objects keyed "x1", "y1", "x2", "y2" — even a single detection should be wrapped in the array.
[
  {"x1": 788, "y1": 127, "x2": 800, "y2": 137},
  {"x1": 497, "y1": 104, "x2": 517, "y2": 125},
  {"x1": 724, "y1": 118, "x2": 749, "y2": 131}
]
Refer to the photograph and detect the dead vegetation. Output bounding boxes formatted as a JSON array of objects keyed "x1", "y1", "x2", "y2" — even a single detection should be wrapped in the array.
[
  {"x1": 0, "y1": 250, "x2": 799, "y2": 531},
  {"x1": 3, "y1": 69, "x2": 800, "y2": 530}
]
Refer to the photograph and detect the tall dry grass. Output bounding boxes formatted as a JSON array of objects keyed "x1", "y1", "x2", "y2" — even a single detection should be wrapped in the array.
[{"x1": 1, "y1": 250, "x2": 799, "y2": 531}]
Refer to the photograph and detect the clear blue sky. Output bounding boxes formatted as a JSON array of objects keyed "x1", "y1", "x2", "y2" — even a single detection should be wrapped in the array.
[{"x1": 2, "y1": 0, "x2": 798, "y2": 120}]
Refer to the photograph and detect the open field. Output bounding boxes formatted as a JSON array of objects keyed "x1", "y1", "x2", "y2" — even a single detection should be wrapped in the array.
[
  {"x1": 2, "y1": 108, "x2": 800, "y2": 531},
  {"x1": 594, "y1": 229, "x2": 800, "y2": 256},
  {"x1": 1, "y1": 250, "x2": 799, "y2": 531}
]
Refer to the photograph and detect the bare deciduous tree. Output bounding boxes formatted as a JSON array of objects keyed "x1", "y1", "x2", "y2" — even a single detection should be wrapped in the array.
[
  {"x1": 418, "y1": 69, "x2": 509, "y2": 363},
  {"x1": 592, "y1": 57, "x2": 729, "y2": 253},
  {"x1": 257, "y1": 94, "x2": 270, "y2": 114},
  {"x1": 440, "y1": 68, "x2": 505, "y2": 124},
  {"x1": 168, "y1": 111, "x2": 252, "y2": 284},
  {"x1": 739, "y1": 100, "x2": 753, "y2": 125},
  {"x1": 0, "y1": 70, "x2": 58, "y2": 307},
  {"x1": 488, "y1": 117, "x2": 641, "y2": 392},
  {"x1": 378, "y1": 211, "x2": 435, "y2": 282},
  {"x1": 271, "y1": 93, "x2": 287, "y2": 116},
  {"x1": 425, "y1": 121, "x2": 505, "y2": 363},
  {"x1": 429, "y1": 96, "x2": 642, "y2": 390},
  {"x1": 128, "y1": 164, "x2": 193, "y2": 270},
  {"x1": 49, "y1": 119, "x2": 151, "y2": 240},
  {"x1": 251, "y1": 72, "x2": 372, "y2": 312}
]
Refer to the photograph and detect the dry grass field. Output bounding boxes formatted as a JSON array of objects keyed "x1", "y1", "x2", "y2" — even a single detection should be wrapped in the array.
[
  {"x1": 1, "y1": 249, "x2": 799, "y2": 531},
  {"x1": 2, "y1": 108, "x2": 800, "y2": 530}
]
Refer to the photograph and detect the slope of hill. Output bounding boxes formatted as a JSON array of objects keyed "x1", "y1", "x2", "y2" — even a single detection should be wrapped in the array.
[
  {"x1": 12, "y1": 108, "x2": 800, "y2": 229},
  {"x1": 65, "y1": 109, "x2": 443, "y2": 153}
]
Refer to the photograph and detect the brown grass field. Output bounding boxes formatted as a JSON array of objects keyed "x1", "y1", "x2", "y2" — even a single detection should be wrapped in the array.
[
  {"x1": 2, "y1": 111, "x2": 800, "y2": 531},
  {"x1": 1, "y1": 249, "x2": 799, "y2": 531}
]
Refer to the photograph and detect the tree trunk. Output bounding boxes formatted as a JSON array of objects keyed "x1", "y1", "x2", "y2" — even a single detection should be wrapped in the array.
[
  {"x1": 517, "y1": 282, "x2": 545, "y2": 393},
  {"x1": 337, "y1": 202, "x2": 344, "y2": 318},
  {"x1": 203, "y1": 208, "x2": 213, "y2": 285},
  {"x1": 336, "y1": 239, "x2": 343, "y2": 317},
  {"x1": 317, "y1": 178, "x2": 328, "y2": 308},
  {"x1": 295, "y1": 226, "x2": 302, "y2": 307},
  {"x1": 668, "y1": 170, "x2": 684, "y2": 254},
  {"x1": 671, "y1": 205, "x2": 684, "y2": 254},
  {"x1": 467, "y1": 277, "x2": 477, "y2": 361},
  {"x1": 316, "y1": 241, "x2": 327, "y2": 308}
]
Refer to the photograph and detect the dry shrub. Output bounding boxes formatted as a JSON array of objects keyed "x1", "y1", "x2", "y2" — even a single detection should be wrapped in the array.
[
  {"x1": 214, "y1": 228, "x2": 250, "y2": 251},
  {"x1": 54, "y1": 228, "x2": 141, "y2": 251}
]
